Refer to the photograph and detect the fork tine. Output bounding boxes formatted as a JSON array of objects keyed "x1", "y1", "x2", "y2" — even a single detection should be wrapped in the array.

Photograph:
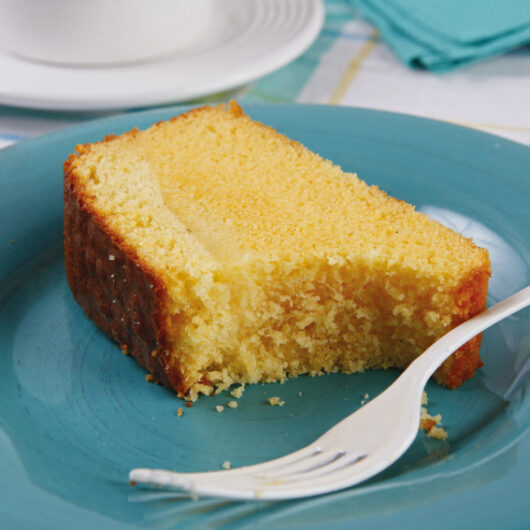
[
  {"x1": 273, "y1": 452, "x2": 367, "y2": 482},
  {"x1": 207, "y1": 451, "x2": 389, "y2": 500},
  {"x1": 253, "y1": 448, "x2": 344, "y2": 479},
  {"x1": 255, "y1": 454, "x2": 382, "y2": 499},
  {"x1": 130, "y1": 451, "x2": 382, "y2": 500},
  {"x1": 130, "y1": 443, "x2": 317, "y2": 486},
  {"x1": 130, "y1": 447, "x2": 384, "y2": 501}
]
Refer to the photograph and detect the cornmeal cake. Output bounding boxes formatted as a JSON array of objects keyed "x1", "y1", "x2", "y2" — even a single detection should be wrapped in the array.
[{"x1": 64, "y1": 102, "x2": 490, "y2": 399}]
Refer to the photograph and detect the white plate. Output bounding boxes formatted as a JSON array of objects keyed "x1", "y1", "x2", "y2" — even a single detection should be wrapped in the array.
[{"x1": 0, "y1": 0, "x2": 323, "y2": 111}]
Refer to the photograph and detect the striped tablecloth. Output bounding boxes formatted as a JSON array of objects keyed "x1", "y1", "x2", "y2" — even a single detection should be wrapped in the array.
[{"x1": 1, "y1": 0, "x2": 529, "y2": 149}]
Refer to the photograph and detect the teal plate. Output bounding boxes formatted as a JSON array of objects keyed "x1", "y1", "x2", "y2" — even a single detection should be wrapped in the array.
[{"x1": 1, "y1": 104, "x2": 529, "y2": 529}]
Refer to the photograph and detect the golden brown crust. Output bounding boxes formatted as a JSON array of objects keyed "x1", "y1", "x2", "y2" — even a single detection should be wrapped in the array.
[{"x1": 64, "y1": 158, "x2": 190, "y2": 395}]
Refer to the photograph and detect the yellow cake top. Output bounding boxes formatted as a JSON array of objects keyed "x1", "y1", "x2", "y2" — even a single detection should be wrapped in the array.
[{"x1": 69, "y1": 102, "x2": 489, "y2": 285}]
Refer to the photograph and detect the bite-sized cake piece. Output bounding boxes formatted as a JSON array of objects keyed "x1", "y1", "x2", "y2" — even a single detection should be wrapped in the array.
[{"x1": 64, "y1": 102, "x2": 490, "y2": 399}]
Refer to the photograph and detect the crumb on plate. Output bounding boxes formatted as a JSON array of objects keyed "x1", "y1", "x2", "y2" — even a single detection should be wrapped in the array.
[
  {"x1": 420, "y1": 406, "x2": 448, "y2": 440},
  {"x1": 268, "y1": 396, "x2": 284, "y2": 407},
  {"x1": 429, "y1": 425, "x2": 448, "y2": 440}
]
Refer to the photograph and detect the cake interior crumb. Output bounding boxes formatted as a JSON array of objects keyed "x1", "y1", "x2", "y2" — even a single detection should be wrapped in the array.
[
  {"x1": 227, "y1": 400, "x2": 238, "y2": 409},
  {"x1": 216, "y1": 405, "x2": 224, "y2": 413},
  {"x1": 222, "y1": 460, "x2": 231, "y2": 470}
]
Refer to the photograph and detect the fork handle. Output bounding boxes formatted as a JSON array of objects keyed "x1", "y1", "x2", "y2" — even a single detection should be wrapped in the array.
[{"x1": 407, "y1": 286, "x2": 530, "y2": 388}]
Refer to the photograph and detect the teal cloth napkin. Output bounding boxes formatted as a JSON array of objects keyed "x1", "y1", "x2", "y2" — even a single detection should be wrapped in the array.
[{"x1": 353, "y1": 0, "x2": 530, "y2": 71}]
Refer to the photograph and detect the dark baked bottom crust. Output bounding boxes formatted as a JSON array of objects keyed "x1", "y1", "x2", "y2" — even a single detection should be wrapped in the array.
[{"x1": 64, "y1": 170, "x2": 188, "y2": 395}]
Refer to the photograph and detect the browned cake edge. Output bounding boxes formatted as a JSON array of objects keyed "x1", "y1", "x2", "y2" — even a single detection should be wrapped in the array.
[
  {"x1": 64, "y1": 154, "x2": 191, "y2": 396},
  {"x1": 63, "y1": 104, "x2": 490, "y2": 395},
  {"x1": 434, "y1": 268, "x2": 490, "y2": 388}
]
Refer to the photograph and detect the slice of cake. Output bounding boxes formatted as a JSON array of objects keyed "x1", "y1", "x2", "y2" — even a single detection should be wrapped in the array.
[{"x1": 64, "y1": 102, "x2": 490, "y2": 399}]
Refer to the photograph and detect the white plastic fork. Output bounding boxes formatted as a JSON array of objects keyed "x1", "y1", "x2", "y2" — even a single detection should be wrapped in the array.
[{"x1": 130, "y1": 286, "x2": 530, "y2": 500}]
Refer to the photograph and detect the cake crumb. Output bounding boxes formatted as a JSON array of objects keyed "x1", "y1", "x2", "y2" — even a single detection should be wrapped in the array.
[
  {"x1": 268, "y1": 396, "x2": 284, "y2": 407},
  {"x1": 216, "y1": 405, "x2": 225, "y2": 413},
  {"x1": 429, "y1": 426, "x2": 448, "y2": 440},
  {"x1": 227, "y1": 400, "x2": 238, "y2": 409},
  {"x1": 222, "y1": 460, "x2": 231, "y2": 470},
  {"x1": 420, "y1": 406, "x2": 447, "y2": 439},
  {"x1": 186, "y1": 401, "x2": 193, "y2": 408},
  {"x1": 177, "y1": 408, "x2": 183, "y2": 417},
  {"x1": 230, "y1": 384, "x2": 246, "y2": 399},
  {"x1": 421, "y1": 391, "x2": 428, "y2": 405},
  {"x1": 360, "y1": 393, "x2": 370, "y2": 405},
  {"x1": 145, "y1": 374, "x2": 154, "y2": 383}
]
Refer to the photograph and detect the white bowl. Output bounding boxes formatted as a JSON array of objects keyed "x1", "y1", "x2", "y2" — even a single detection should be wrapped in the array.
[{"x1": 0, "y1": 0, "x2": 213, "y2": 66}]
